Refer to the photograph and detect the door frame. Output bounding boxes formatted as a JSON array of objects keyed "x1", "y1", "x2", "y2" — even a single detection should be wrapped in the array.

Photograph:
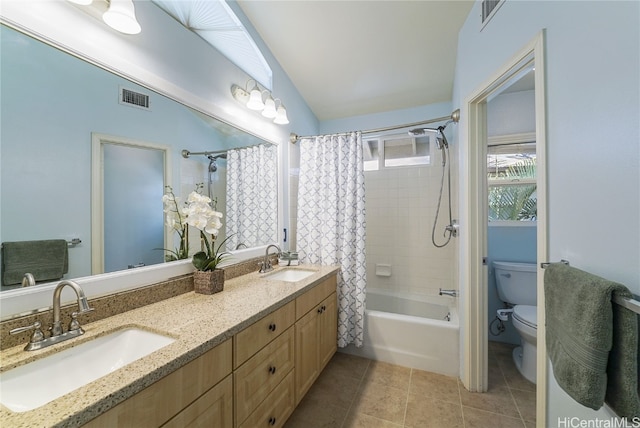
[
  {"x1": 460, "y1": 30, "x2": 548, "y2": 423},
  {"x1": 91, "y1": 133, "x2": 171, "y2": 274}
]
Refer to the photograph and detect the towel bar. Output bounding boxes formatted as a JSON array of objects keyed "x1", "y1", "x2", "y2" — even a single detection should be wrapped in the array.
[{"x1": 542, "y1": 259, "x2": 640, "y2": 315}]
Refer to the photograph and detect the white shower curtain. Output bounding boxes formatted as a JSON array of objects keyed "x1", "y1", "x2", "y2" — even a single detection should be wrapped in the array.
[
  {"x1": 297, "y1": 132, "x2": 367, "y2": 348},
  {"x1": 226, "y1": 144, "x2": 278, "y2": 250}
]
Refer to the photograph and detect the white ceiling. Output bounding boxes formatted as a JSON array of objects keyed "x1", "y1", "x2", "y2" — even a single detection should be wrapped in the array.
[{"x1": 236, "y1": 0, "x2": 474, "y2": 121}]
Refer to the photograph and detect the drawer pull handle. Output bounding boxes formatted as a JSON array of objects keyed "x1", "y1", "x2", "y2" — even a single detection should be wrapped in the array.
[
  {"x1": 268, "y1": 365, "x2": 277, "y2": 374},
  {"x1": 268, "y1": 323, "x2": 277, "y2": 332},
  {"x1": 318, "y1": 305, "x2": 327, "y2": 314},
  {"x1": 268, "y1": 416, "x2": 277, "y2": 425},
  {"x1": 317, "y1": 307, "x2": 323, "y2": 314}
]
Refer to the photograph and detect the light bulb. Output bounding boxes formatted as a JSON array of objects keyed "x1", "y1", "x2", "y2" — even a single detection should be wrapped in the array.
[
  {"x1": 103, "y1": 0, "x2": 141, "y2": 35},
  {"x1": 274, "y1": 104, "x2": 289, "y2": 125},
  {"x1": 262, "y1": 96, "x2": 277, "y2": 118},
  {"x1": 246, "y1": 85, "x2": 264, "y2": 110}
]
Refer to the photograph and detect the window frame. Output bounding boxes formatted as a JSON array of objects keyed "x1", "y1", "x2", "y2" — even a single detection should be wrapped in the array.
[
  {"x1": 487, "y1": 132, "x2": 537, "y2": 223},
  {"x1": 364, "y1": 132, "x2": 436, "y2": 172}
]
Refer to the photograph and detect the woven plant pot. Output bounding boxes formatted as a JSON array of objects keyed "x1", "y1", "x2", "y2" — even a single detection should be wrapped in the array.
[{"x1": 193, "y1": 269, "x2": 224, "y2": 295}]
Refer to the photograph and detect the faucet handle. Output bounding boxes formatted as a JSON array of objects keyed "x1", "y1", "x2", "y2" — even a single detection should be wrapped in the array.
[
  {"x1": 68, "y1": 312, "x2": 82, "y2": 332},
  {"x1": 10, "y1": 321, "x2": 45, "y2": 343}
]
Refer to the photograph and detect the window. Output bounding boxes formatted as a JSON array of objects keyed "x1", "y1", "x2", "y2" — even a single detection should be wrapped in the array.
[
  {"x1": 364, "y1": 134, "x2": 431, "y2": 171},
  {"x1": 487, "y1": 141, "x2": 536, "y2": 221}
]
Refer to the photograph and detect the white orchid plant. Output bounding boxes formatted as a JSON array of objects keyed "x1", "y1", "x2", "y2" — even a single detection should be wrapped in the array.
[{"x1": 162, "y1": 184, "x2": 231, "y2": 271}]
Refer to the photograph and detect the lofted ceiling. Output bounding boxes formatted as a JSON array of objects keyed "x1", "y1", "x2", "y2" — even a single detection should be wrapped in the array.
[{"x1": 236, "y1": 0, "x2": 474, "y2": 121}]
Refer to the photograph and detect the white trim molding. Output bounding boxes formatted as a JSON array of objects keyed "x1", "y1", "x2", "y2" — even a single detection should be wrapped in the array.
[{"x1": 459, "y1": 33, "x2": 548, "y2": 427}]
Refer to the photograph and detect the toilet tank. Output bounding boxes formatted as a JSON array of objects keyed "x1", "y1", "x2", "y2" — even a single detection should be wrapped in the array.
[{"x1": 493, "y1": 261, "x2": 537, "y2": 306}]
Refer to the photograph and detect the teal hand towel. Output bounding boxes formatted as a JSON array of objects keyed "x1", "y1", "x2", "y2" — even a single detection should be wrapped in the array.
[
  {"x1": 545, "y1": 263, "x2": 640, "y2": 417},
  {"x1": 1, "y1": 239, "x2": 69, "y2": 286}
]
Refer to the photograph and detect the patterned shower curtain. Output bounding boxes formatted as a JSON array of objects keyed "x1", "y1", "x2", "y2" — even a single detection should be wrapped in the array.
[
  {"x1": 297, "y1": 132, "x2": 367, "y2": 348},
  {"x1": 226, "y1": 144, "x2": 278, "y2": 250}
]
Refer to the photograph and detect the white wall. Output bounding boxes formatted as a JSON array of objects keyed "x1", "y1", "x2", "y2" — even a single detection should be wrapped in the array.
[{"x1": 454, "y1": 1, "x2": 639, "y2": 424}]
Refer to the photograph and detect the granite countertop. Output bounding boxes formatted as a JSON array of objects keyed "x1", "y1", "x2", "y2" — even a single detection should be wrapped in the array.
[{"x1": 0, "y1": 264, "x2": 340, "y2": 428}]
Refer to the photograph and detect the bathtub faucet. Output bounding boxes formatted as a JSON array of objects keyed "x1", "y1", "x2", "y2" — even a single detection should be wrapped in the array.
[{"x1": 439, "y1": 288, "x2": 458, "y2": 297}]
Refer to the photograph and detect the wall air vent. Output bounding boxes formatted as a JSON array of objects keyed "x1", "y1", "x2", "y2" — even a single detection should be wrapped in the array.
[
  {"x1": 481, "y1": 0, "x2": 504, "y2": 28},
  {"x1": 119, "y1": 86, "x2": 150, "y2": 110}
]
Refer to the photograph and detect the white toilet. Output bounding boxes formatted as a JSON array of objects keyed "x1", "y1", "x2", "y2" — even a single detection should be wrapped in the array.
[{"x1": 493, "y1": 261, "x2": 538, "y2": 383}]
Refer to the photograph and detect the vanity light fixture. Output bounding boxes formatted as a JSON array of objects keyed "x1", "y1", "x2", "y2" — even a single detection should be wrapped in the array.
[
  {"x1": 273, "y1": 101, "x2": 289, "y2": 125},
  {"x1": 102, "y1": 0, "x2": 141, "y2": 35},
  {"x1": 231, "y1": 80, "x2": 289, "y2": 125}
]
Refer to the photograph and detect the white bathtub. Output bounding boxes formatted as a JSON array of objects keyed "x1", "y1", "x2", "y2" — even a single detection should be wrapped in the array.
[{"x1": 340, "y1": 288, "x2": 459, "y2": 376}]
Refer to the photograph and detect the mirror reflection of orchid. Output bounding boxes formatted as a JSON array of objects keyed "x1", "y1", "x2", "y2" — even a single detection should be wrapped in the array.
[
  {"x1": 161, "y1": 184, "x2": 231, "y2": 270},
  {"x1": 162, "y1": 186, "x2": 189, "y2": 261}
]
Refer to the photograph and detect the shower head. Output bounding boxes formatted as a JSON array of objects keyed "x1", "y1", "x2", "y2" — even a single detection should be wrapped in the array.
[
  {"x1": 207, "y1": 155, "x2": 218, "y2": 172},
  {"x1": 407, "y1": 127, "x2": 439, "y2": 137},
  {"x1": 408, "y1": 126, "x2": 448, "y2": 150}
]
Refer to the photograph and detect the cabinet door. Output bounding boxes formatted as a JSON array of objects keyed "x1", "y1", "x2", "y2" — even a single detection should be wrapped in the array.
[
  {"x1": 318, "y1": 292, "x2": 337, "y2": 371},
  {"x1": 162, "y1": 375, "x2": 233, "y2": 428},
  {"x1": 294, "y1": 306, "x2": 320, "y2": 404},
  {"x1": 84, "y1": 340, "x2": 232, "y2": 428},
  {"x1": 234, "y1": 327, "x2": 295, "y2": 425},
  {"x1": 238, "y1": 371, "x2": 295, "y2": 428}
]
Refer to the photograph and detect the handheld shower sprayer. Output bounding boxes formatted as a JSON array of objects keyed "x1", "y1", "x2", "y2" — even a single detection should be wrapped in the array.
[{"x1": 408, "y1": 124, "x2": 456, "y2": 248}]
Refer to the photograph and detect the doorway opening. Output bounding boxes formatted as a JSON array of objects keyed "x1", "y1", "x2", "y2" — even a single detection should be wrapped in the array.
[{"x1": 461, "y1": 31, "x2": 548, "y2": 423}]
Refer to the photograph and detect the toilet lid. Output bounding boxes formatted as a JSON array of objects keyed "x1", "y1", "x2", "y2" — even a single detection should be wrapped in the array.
[{"x1": 513, "y1": 305, "x2": 537, "y2": 329}]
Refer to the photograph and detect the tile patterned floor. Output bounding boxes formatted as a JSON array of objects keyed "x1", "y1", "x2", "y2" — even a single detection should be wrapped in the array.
[{"x1": 285, "y1": 341, "x2": 536, "y2": 428}]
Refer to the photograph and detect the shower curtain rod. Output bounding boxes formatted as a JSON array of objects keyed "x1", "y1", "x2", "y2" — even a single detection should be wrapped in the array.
[
  {"x1": 181, "y1": 149, "x2": 227, "y2": 159},
  {"x1": 289, "y1": 109, "x2": 460, "y2": 144}
]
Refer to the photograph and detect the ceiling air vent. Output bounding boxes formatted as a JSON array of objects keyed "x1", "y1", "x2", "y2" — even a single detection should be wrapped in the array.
[
  {"x1": 119, "y1": 86, "x2": 150, "y2": 110},
  {"x1": 481, "y1": 0, "x2": 504, "y2": 28}
]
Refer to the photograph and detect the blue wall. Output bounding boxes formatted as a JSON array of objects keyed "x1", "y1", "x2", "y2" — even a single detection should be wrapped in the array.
[
  {"x1": 454, "y1": 0, "x2": 639, "y2": 421},
  {"x1": 487, "y1": 224, "x2": 537, "y2": 345}
]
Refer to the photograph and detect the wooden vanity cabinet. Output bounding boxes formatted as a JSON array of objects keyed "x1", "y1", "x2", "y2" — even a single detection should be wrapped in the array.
[
  {"x1": 84, "y1": 339, "x2": 233, "y2": 428},
  {"x1": 233, "y1": 301, "x2": 296, "y2": 428},
  {"x1": 294, "y1": 276, "x2": 338, "y2": 404},
  {"x1": 82, "y1": 272, "x2": 338, "y2": 428}
]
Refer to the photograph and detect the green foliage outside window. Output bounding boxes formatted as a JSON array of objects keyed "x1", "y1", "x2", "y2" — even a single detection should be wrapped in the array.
[{"x1": 488, "y1": 158, "x2": 537, "y2": 221}]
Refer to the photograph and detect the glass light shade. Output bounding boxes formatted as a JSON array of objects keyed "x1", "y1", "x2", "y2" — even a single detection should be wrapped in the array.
[
  {"x1": 246, "y1": 86, "x2": 265, "y2": 110},
  {"x1": 261, "y1": 96, "x2": 277, "y2": 118},
  {"x1": 274, "y1": 105, "x2": 289, "y2": 125},
  {"x1": 103, "y1": 0, "x2": 142, "y2": 35},
  {"x1": 68, "y1": 0, "x2": 93, "y2": 5}
]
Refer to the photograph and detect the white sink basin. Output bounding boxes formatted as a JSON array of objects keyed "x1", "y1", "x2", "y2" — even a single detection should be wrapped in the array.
[
  {"x1": 263, "y1": 268, "x2": 316, "y2": 282},
  {"x1": 0, "y1": 328, "x2": 174, "y2": 412}
]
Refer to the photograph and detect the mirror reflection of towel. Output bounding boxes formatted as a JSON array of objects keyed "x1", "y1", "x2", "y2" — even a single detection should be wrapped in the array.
[{"x1": 1, "y1": 239, "x2": 69, "y2": 286}]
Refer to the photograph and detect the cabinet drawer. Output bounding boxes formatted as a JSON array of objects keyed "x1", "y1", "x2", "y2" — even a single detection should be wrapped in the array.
[
  {"x1": 234, "y1": 327, "x2": 295, "y2": 425},
  {"x1": 162, "y1": 374, "x2": 233, "y2": 428},
  {"x1": 85, "y1": 339, "x2": 232, "y2": 428},
  {"x1": 238, "y1": 370, "x2": 295, "y2": 428},
  {"x1": 295, "y1": 275, "x2": 337, "y2": 319},
  {"x1": 234, "y1": 300, "x2": 295, "y2": 368}
]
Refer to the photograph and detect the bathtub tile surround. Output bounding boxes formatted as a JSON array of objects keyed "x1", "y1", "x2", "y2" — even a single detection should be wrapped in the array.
[
  {"x1": 285, "y1": 343, "x2": 535, "y2": 428},
  {"x1": 364, "y1": 166, "x2": 456, "y2": 297}
]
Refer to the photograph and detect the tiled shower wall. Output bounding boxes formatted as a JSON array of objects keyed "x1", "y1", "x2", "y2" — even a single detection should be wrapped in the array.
[
  {"x1": 365, "y1": 166, "x2": 455, "y2": 296},
  {"x1": 289, "y1": 144, "x2": 456, "y2": 297}
]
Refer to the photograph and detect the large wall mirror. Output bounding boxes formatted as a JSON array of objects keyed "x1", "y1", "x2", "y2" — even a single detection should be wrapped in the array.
[{"x1": 0, "y1": 24, "x2": 280, "y2": 299}]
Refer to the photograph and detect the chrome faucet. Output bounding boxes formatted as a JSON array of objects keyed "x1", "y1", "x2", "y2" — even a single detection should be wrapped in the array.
[
  {"x1": 10, "y1": 279, "x2": 94, "y2": 351},
  {"x1": 439, "y1": 288, "x2": 458, "y2": 297},
  {"x1": 259, "y1": 244, "x2": 281, "y2": 273},
  {"x1": 51, "y1": 280, "x2": 93, "y2": 336}
]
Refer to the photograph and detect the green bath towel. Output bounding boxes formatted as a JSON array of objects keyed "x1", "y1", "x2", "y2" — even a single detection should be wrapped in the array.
[
  {"x1": 1, "y1": 239, "x2": 69, "y2": 286},
  {"x1": 545, "y1": 263, "x2": 640, "y2": 417}
]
